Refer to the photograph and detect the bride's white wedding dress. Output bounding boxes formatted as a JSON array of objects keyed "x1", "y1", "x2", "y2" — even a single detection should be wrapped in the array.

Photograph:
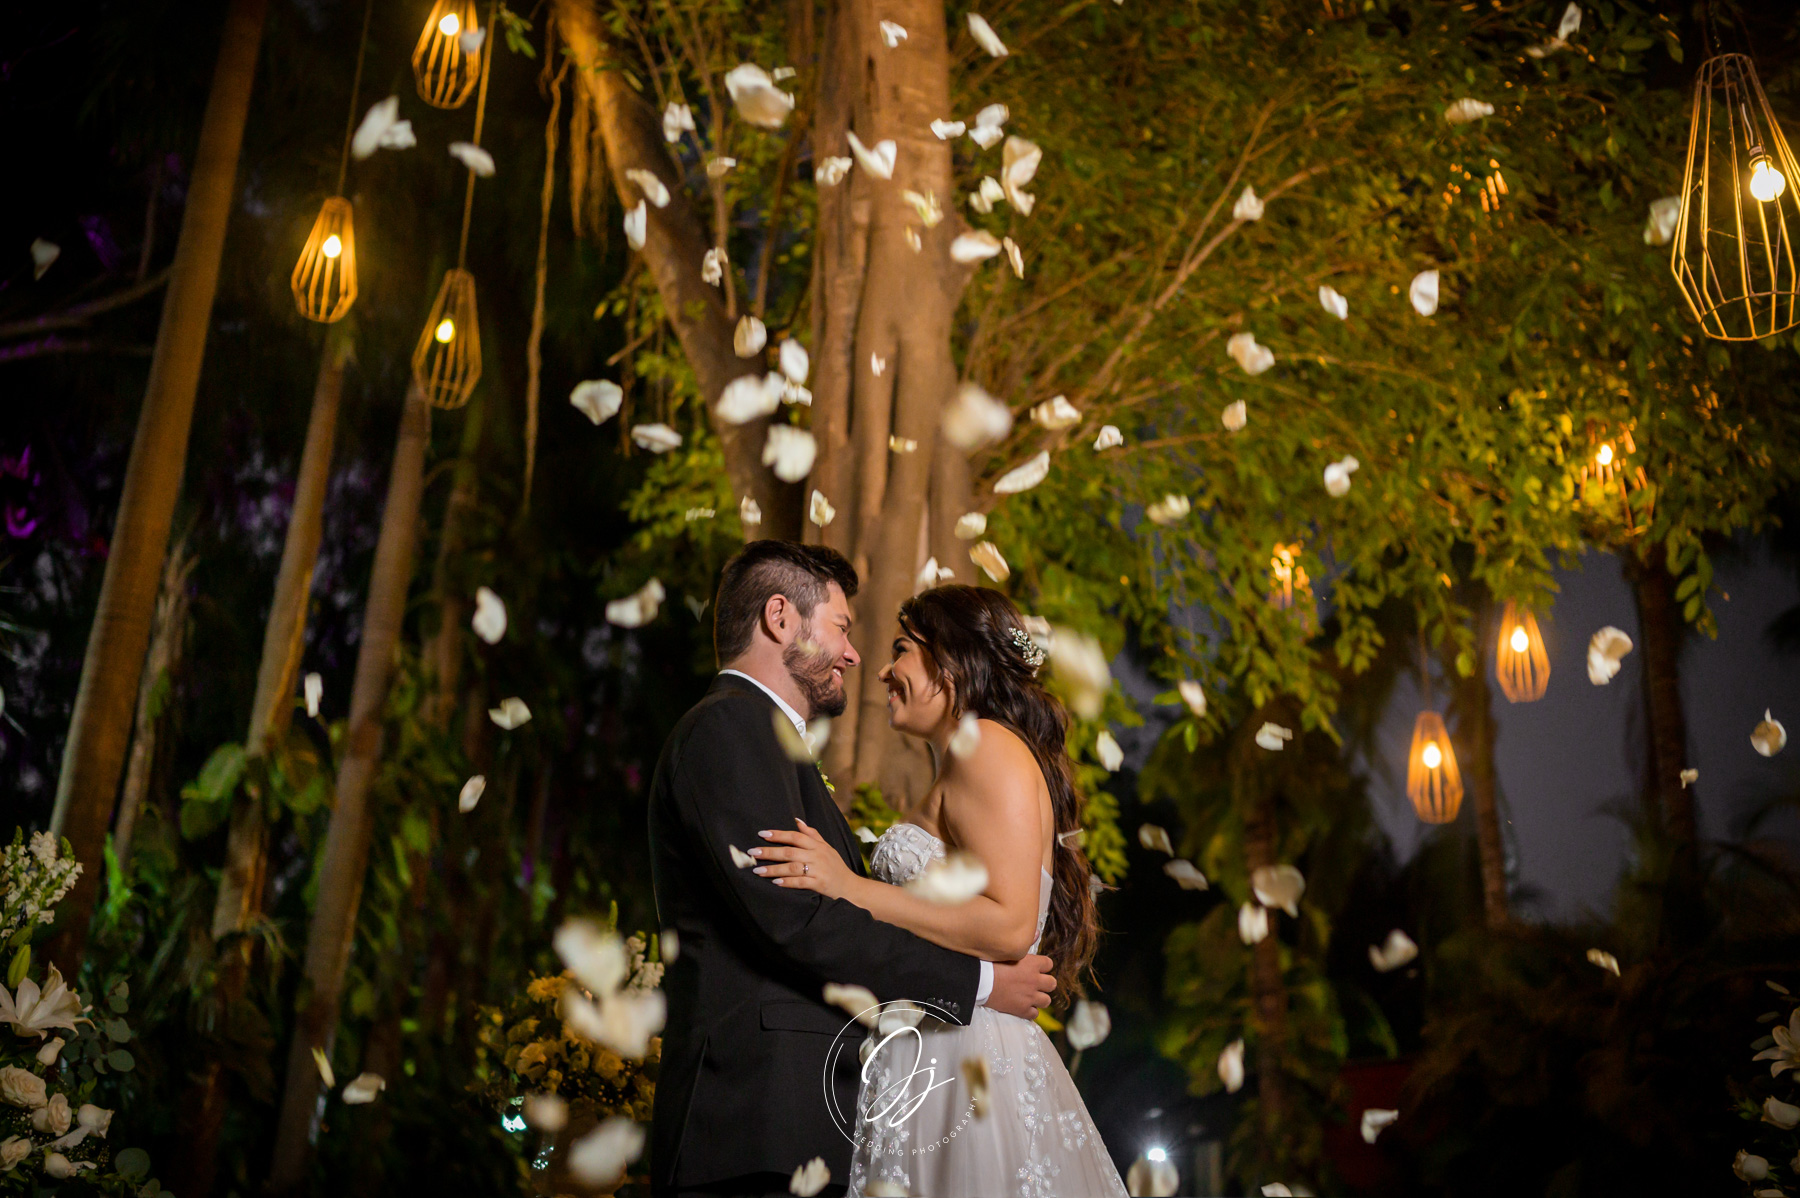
[{"x1": 847, "y1": 822, "x2": 1130, "y2": 1198}]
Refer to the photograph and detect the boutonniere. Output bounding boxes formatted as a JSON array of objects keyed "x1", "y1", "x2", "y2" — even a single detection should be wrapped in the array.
[{"x1": 815, "y1": 762, "x2": 835, "y2": 795}]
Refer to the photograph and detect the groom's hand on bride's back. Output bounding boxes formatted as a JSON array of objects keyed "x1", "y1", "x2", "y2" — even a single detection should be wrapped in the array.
[{"x1": 983, "y1": 954, "x2": 1056, "y2": 1020}]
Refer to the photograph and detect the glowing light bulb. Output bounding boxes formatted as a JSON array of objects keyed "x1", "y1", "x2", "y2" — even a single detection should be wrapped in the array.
[
  {"x1": 1422, "y1": 742, "x2": 1442, "y2": 770},
  {"x1": 321, "y1": 234, "x2": 342, "y2": 259},
  {"x1": 1750, "y1": 154, "x2": 1788, "y2": 203},
  {"x1": 435, "y1": 318, "x2": 456, "y2": 343},
  {"x1": 438, "y1": 11, "x2": 461, "y2": 36},
  {"x1": 1510, "y1": 626, "x2": 1529, "y2": 653},
  {"x1": 1596, "y1": 443, "x2": 1613, "y2": 467},
  {"x1": 1146, "y1": 1147, "x2": 1167, "y2": 1163}
]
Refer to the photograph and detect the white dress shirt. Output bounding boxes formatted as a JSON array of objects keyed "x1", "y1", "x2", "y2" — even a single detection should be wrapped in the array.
[{"x1": 717, "y1": 670, "x2": 995, "y2": 1006}]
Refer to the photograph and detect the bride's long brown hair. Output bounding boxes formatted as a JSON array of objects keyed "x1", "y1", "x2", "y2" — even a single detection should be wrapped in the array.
[{"x1": 896, "y1": 584, "x2": 1100, "y2": 1008}]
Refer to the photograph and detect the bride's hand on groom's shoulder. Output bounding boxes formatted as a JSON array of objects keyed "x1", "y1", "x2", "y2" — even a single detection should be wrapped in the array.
[{"x1": 748, "y1": 819, "x2": 853, "y2": 900}]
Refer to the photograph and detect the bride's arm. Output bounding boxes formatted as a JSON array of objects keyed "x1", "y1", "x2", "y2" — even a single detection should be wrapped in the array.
[{"x1": 827, "y1": 724, "x2": 1046, "y2": 960}]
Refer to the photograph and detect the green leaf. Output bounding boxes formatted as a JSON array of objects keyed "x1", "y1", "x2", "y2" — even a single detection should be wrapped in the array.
[
  {"x1": 183, "y1": 743, "x2": 248, "y2": 805},
  {"x1": 104, "y1": 1017, "x2": 131, "y2": 1043},
  {"x1": 6, "y1": 944, "x2": 28, "y2": 990},
  {"x1": 113, "y1": 1148, "x2": 151, "y2": 1180},
  {"x1": 106, "y1": 1048, "x2": 135, "y2": 1072}
]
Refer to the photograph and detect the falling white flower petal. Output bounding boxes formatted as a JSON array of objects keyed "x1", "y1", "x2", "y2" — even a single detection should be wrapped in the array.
[
  {"x1": 1238, "y1": 902, "x2": 1270, "y2": 945},
  {"x1": 312, "y1": 1047, "x2": 335, "y2": 1089},
  {"x1": 1233, "y1": 185, "x2": 1265, "y2": 221},
  {"x1": 774, "y1": 709, "x2": 819, "y2": 763},
  {"x1": 717, "y1": 374, "x2": 781, "y2": 425},
  {"x1": 625, "y1": 168, "x2": 670, "y2": 208},
  {"x1": 1319, "y1": 285, "x2": 1349, "y2": 320},
  {"x1": 948, "y1": 712, "x2": 982, "y2": 758},
  {"x1": 1227, "y1": 332, "x2": 1274, "y2": 374},
  {"x1": 969, "y1": 540, "x2": 1010, "y2": 582},
  {"x1": 931, "y1": 119, "x2": 967, "y2": 140},
  {"x1": 1138, "y1": 824, "x2": 1174, "y2": 856},
  {"x1": 1146, "y1": 494, "x2": 1191, "y2": 525},
  {"x1": 1218, "y1": 1039, "x2": 1245, "y2": 1092},
  {"x1": 1255, "y1": 722, "x2": 1293, "y2": 751},
  {"x1": 351, "y1": 97, "x2": 414, "y2": 160},
  {"x1": 1178, "y1": 681, "x2": 1207, "y2": 717},
  {"x1": 846, "y1": 131, "x2": 897, "y2": 180},
  {"x1": 809, "y1": 490, "x2": 836, "y2": 528},
  {"x1": 630, "y1": 423, "x2": 681, "y2": 453},
  {"x1": 778, "y1": 339, "x2": 810, "y2": 384},
  {"x1": 1164, "y1": 859, "x2": 1209, "y2": 890},
  {"x1": 967, "y1": 12, "x2": 1008, "y2": 57},
  {"x1": 471, "y1": 586, "x2": 507, "y2": 643},
  {"x1": 458, "y1": 774, "x2": 486, "y2": 813},
  {"x1": 878, "y1": 1001, "x2": 926, "y2": 1037},
  {"x1": 1753, "y1": 710, "x2": 1787, "y2": 757},
  {"x1": 1644, "y1": 196, "x2": 1681, "y2": 246},
  {"x1": 1680, "y1": 768, "x2": 1699, "y2": 787},
  {"x1": 1409, "y1": 270, "x2": 1439, "y2": 316},
  {"x1": 879, "y1": 19, "x2": 908, "y2": 47},
  {"x1": 1031, "y1": 396, "x2": 1080, "y2": 430},
  {"x1": 488, "y1": 697, "x2": 532, "y2": 729},
  {"x1": 1444, "y1": 98, "x2": 1495, "y2": 125},
  {"x1": 734, "y1": 315, "x2": 768, "y2": 358},
  {"x1": 304, "y1": 672, "x2": 323, "y2": 718},
  {"x1": 571, "y1": 379, "x2": 624, "y2": 424},
  {"x1": 969, "y1": 124, "x2": 1005, "y2": 150},
  {"x1": 942, "y1": 382, "x2": 1012, "y2": 449},
  {"x1": 730, "y1": 844, "x2": 756, "y2": 869},
  {"x1": 1048, "y1": 627, "x2": 1109, "y2": 718},
  {"x1": 1001, "y1": 137, "x2": 1041, "y2": 215},
  {"x1": 740, "y1": 497, "x2": 763, "y2": 527},
  {"x1": 623, "y1": 200, "x2": 647, "y2": 250},
  {"x1": 1323, "y1": 455, "x2": 1360, "y2": 498},
  {"x1": 772, "y1": 66, "x2": 797, "y2": 81},
  {"x1": 1003, "y1": 236, "x2": 1024, "y2": 278},
  {"x1": 702, "y1": 247, "x2": 727, "y2": 286},
  {"x1": 903, "y1": 189, "x2": 943, "y2": 228},
  {"x1": 889, "y1": 435, "x2": 918, "y2": 454},
  {"x1": 907, "y1": 852, "x2": 990, "y2": 903},
  {"x1": 1368, "y1": 929, "x2": 1419, "y2": 972},
  {"x1": 993, "y1": 451, "x2": 1050, "y2": 495},
  {"x1": 1557, "y1": 2, "x2": 1582, "y2": 39},
  {"x1": 525, "y1": 1092, "x2": 568, "y2": 1131},
  {"x1": 972, "y1": 176, "x2": 1006, "y2": 214},
  {"x1": 724, "y1": 64, "x2": 795, "y2": 129},
  {"x1": 1128, "y1": 1154, "x2": 1180, "y2": 1198},
  {"x1": 707, "y1": 156, "x2": 738, "y2": 179},
  {"x1": 1361, "y1": 1109, "x2": 1399, "y2": 1144},
  {"x1": 1252, "y1": 864, "x2": 1306, "y2": 917},
  {"x1": 1222, "y1": 400, "x2": 1247, "y2": 432},
  {"x1": 954, "y1": 512, "x2": 987, "y2": 540},
  {"x1": 1586, "y1": 947, "x2": 1621, "y2": 976},
  {"x1": 458, "y1": 27, "x2": 486, "y2": 54},
  {"x1": 568, "y1": 1116, "x2": 645, "y2": 1188},
  {"x1": 951, "y1": 231, "x2": 1004, "y2": 264},
  {"x1": 1066, "y1": 999, "x2": 1111, "y2": 1050},
  {"x1": 763, "y1": 425, "x2": 818, "y2": 482},
  {"x1": 663, "y1": 101, "x2": 695, "y2": 143},
  {"x1": 1586, "y1": 626, "x2": 1633, "y2": 685},
  {"x1": 823, "y1": 983, "x2": 881, "y2": 1028},
  {"x1": 815, "y1": 156, "x2": 852, "y2": 186},
  {"x1": 857, "y1": 826, "x2": 878, "y2": 844},
  {"x1": 904, "y1": 226, "x2": 922, "y2": 253},
  {"x1": 973, "y1": 102, "x2": 1010, "y2": 131},
  {"x1": 448, "y1": 142, "x2": 495, "y2": 177},
  {"x1": 604, "y1": 579, "x2": 666, "y2": 629},
  {"x1": 342, "y1": 1072, "x2": 386, "y2": 1104},
  {"x1": 1096, "y1": 730, "x2": 1124, "y2": 771},
  {"x1": 1093, "y1": 424, "x2": 1123, "y2": 451},
  {"x1": 915, "y1": 555, "x2": 953, "y2": 589}
]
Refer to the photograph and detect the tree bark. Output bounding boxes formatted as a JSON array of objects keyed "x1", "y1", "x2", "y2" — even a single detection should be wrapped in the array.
[
  {"x1": 267, "y1": 385, "x2": 433, "y2": 1194},
  {"x1": 426, "y1": 397, "x2": 485, "y2": 732},
  {"x1": 553, "y1": 0, "x2": 799, "y2": 539},
  {"x1": 1235, "y1": 710, "x2": 1292, "y2": 1143},
  {"x1": 1449, "y1": 602, "x2": 1509, "y2": 929},
  {"x1": 111, "y1": 539, "x2": 194, "y2": 870},
  {"x1": 1630, "y1": 555, "x2": 1698, "y2": 861},
  {"x1": 45, "y1": 0, "x2": 269, "y2": 975}
]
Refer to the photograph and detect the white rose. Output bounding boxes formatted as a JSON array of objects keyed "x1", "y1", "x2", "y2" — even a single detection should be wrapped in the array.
[
  {"x1": 0, "y1": 1135, "x2": 30, "y2": 1170},
  {"x1": 43, "y1": 1151, "x2": 95, "y2": 1178},
  {"x1": 31, "y1": 1091, "x2": 71, "y2": 1135},
  {"x1": 0, "y1": 1066, "x2": 47, "y2": 1109},
  {"x1": 36, "y1": 1038, "x2": 64, "y2": 1066},
  {"x1": 75, "y1": 1104, "x2": 112, "y2": 1137}
]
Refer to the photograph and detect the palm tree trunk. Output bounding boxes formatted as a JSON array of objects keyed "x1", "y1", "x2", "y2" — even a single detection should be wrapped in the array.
[
  {"x1": 111, "y1": 539, "x2": 195, "y2": 869},
  {"x1": 426, "y1": 397, "x2": 484, "y2": 732},
  {"x1": 45, "y1": 0, "x2": 269, "y2": 975},
  {"x1": 170, "y1": 330, "x2": 350, "y2": 1198},
  {"x1": 267, "y1": 384, "x2": 433, "y2": 1194}
]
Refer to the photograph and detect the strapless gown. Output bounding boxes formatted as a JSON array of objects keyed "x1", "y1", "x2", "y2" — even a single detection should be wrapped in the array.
[{"x1": 846, "y1": 822, "x2": 1129, "y2": 1198}]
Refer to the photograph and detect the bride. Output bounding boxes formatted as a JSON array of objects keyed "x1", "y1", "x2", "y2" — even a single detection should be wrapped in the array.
[{"x1": 748, "y1": 584, "x2": 1129, "y2": 1198}]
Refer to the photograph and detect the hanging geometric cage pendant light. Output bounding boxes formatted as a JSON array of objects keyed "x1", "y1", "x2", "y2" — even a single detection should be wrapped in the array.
[
  {"x1": 1672, "y1": 53, "x2": 1800, "y2": 341},
  {"x1": 1406, "y1": 710, "x2": 1463, "y2": 824},
  {"x1": 291, "y1": 196, "x2": 358, "y2": 323},
  {"x1": 412, "y1": 268, "x2": 482, "y2": 408},
  {"x1": 1495, "y1": 599, "x2": 1550, "y2": 703},
  {"x1": 413, "y1": 0, "x2": 482, "y2": 108}
]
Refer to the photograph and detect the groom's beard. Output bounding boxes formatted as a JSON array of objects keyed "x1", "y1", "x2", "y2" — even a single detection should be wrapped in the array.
[{"x1": 783, "y1": 637, "x2": 847, "y2": 719}]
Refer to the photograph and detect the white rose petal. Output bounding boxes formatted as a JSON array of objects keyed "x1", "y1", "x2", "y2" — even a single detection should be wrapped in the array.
[
  {"x1": 1586, "y1": 947, "x2": 1620, "y2": 976},
  {"x1": 31, "y1": 239, "x2": 61, "y2": 280},
  {"x1": 630, "y1": 423, "x2": 682, "y2": 453},
  {"x1": 350, "y1": 97, "x2": 415, "y2": 160},
  {"x1": 1586, "y1": 626, "x2": 1633, "y2": 685},
  {"x1": 1093, "y1": 424, "x2": 1124, "y2": 451},
  {"x1": 943, "y1": 382, "x2": 1013, "y2": 449},
  {"x1": 889, "y1": 435, "x2": 918, "y2": 454},
  {"x1": 967, "y1": 12, "x2": 1008, "y2": 57},
  {"x1": 458, "y1": 775, "x2": 486, "y2": 813},
  {"x1": 993, "y1": 451, "x2": 1050, "y2": 495},
  {"x1": 459, "y1": 27, "x2": 486, "y2": 54},
  {"x1": 815, "y1": 156, "x2": 852, "y2": 186},
  {"x1": 304, "y1": 672, "x2": 323, "y2": 718},
  {"x1": 763, "y1": 425, "x2": 818, "y2": 482},
  {"x1": 823, "y1": 983, "x2": 881, "y2": 1027},
  {"x1": 904, "y1": 226, "x2": 922, "y2": 253},
  {"x1": 931, "y1": 119, "x2": 967, "y2": 140},
  {"x1": 1222, "y1": 400, "x2": 1247, "y2": 431},
  {"x1": 1001, "y1": 136, "x2": 1041, "y2": 215},
  {"x1": 623, "y1": 200, "x2": 647, "y2": 250},
  {"x1": 1763, "y1": 1097, "x2": 1800, "y2": 1130},
  {"x1": 717, "y1": 374, "x2": 781, "y2": 425},
  {"x1": 1096, "y1": 730, "x2": 1124, "y2": 771},
  {"x1": 1227, "y1": 331, "x2": 1274, "y2": 374},
  {"x1": 625, "y1": 168, "x2": 670, "y2": 208},
  {"x1": 663, "y1": 101, "x2": 695, "y2": 143},
  {"x1": 1368, "y1": 929, "x2": 1419, "y2": 972},
  {"x1": 1138, "y1": 824, "x2": 1174, "y2": 856},
  {"x1": 906, "y1": 852, "x2": 990, "y2": 904},
  {"x1": 605, "y1": 579, "x2": 667, "y2": 629},
  {"x1": 1048, "y1": 627, "x2": 1109, "y2": 718},
  {"x1": 1066, "y1": 1000, "x2": 1111, "y2": 1050},
  {"x1": 1644, "y1": 196, "x2": 1681, "y2": 246},
  {"x1": 488, "y1": 697, "x2": 532, "y2": 729},
  {"x1": 778, "y1": 339, "x2": 810, "y2": 384},
  {"x1": 951, "y1": 231, "x2": 1004, "y2": 264},
  {"x1": 740, "y1": 496, "x2": 762, "y2": 526},
  {"x1": 707, "y1": 156, "x2": 738, "y2": 179},
  {"x1": 879, "y1": 20, "x2": 908, "y2": 46},
  {"x1": 846, "y1": 131, "x2": 897, "y2": 180},
  {"x1": 1233, "y1": 185, "x2": 1265, "y2": 221},
  {"x1": 471, "y1": 586, "x2": 507, "y2": 643},
  {"x1": 1752, "y1": 710, "x2": 1787, "y2": 757},
  {"x1": 970, "y1": 176, "x2": 1006, "y2": 213},
  {"x1": 969, "y1": 540, "x2": 1010, "y2": 582},
  {"x1": 525, "y1": 1092, "x2": 569, "y2": 1131},
  {"x1": 1319, "y1": 285, "x2": 1349, "y2": 319},
  {"x1": 448, "y1": 142, "x2": 495, "y2": 177},
  {"x1": 734, "y1": 315, "x2": 768, "y2": 358},
  {"x1": 948, "y1": 713, "x2": 983, "y2": 759},
  {"x1": 1178, "y1": 680, "x2": 1207, "y2": 717},
  {"x1": 342, "y1": 1072, "x2": 386, "y2": 1104},
  {"x1": 790, "y1": 1156, "x2": 832, "y2": 1197},
  {"x1": 1003, "y1": 236, "x2": 1024, "y2": 278},
  {"x1": 571, "y1": 379, "x2": 624, "y2": 424},
  {"x1": 1164, "y1": 859, "x2": 1209, "y2": 890},
  {"x1": 311, "y1": 1048, "x2": 335, "y2": 1090},
  {"x1": 809, "y1": 490, "x2": 836, "y2": 528},
  {"x1": 568, "y1": 1116, "x2": 646, "y2": 1187},
  {"x1": 1323, "y1": 455, "x2": 1360, "y2": 498},
  {"x1": 702, "y1": 247, "x2": 728, "y2": 286},
  {"x1": 1238, "y1": 902, "x2": 1270, "y2": 945},
  {"x1": 1255, "y1": 722, "x2": 1293, "y2": 751},
  {"x1": 970, "y1": 123, "x2": 1005, "y2": 150},
  {"x1": 1361, "y1": 1108, "x2": 1399, "y2": 1144},
  {"x1": 1680, "y1": 768, "x2": 1699, "y2": 787},
  {"x1": 1252, "y1": 864, "x2": 1306, "y2": 916},
  {"x1": 724, "y1": 64, "x2": 795, "y2": 129},
  {"x1": 1146, "y1": 494, "x2": 1190, "y2": 525},
  {"x1": 1032, "y1": 396, "x2": 1080, "y2": 430},
  {"x1": 1409, "y1": 269, "x2": 1439, "y2": 316},
  {"x1": 1218, "y1": 1039, "x2": 1245, "y2": 1092},
  {"x1": 1444, "y1": 98, "x2": 1495, "y2": 124},
  {"x1": 954, "y1": 512, "x2": 987, "y2": 540}
]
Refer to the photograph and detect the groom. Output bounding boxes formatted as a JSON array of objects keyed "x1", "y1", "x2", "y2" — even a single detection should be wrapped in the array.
[{"x1": 647, "y1": 540, "x2": 1057, "y2": 1197}]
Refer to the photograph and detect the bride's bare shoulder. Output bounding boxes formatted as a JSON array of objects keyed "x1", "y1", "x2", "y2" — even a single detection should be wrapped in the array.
[{"x1": 948, "y1": 718, "x2": 1038, "y2": 786}]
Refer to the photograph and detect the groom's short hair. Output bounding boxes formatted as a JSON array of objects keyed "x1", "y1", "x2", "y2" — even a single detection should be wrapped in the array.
[{"x1": 714, "y1": 540, "x2": 859, "y2": 665}]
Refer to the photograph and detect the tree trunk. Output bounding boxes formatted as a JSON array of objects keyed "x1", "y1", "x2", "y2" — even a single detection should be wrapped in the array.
[
  {"x1": 1630, "y1": 557, "x2": 1696, "y2": 853},
  {"x1": 1449, "y1": 601, "x2": 1509, "y2": 929},
  {"x1": 171, "y1": 331, "x2": 350, "y2": 1198},
  {"x1": 426, "y1": 397, "x2": 485, "y2": 731},
  {"x1": 1235, "y1": 711, "x2": 1291, "y2": 1143},
  {"x1": 267, "y1": 385, "x2": 433, "y2": 1194},
  {"x1": 112, "y1": 539, "x2": 195, "y2": 869},
  {"x1": 45, "y1": 0, "x2": 269, "y2": 975},
  {"x1": 553, "y1": 0, "x2": 799, "y2": 539}
]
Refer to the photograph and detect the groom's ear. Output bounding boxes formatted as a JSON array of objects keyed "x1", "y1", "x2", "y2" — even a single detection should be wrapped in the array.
[{"x1": 761, "y1": 592, "x2": 795, "y2": 644}]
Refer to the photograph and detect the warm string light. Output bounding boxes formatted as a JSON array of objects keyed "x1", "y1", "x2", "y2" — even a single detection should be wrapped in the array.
[
  {"x1": 1407, "y1": 710, "x2": 1463, "y2": 824},
  {"x1": 413, "y1": 0, "x2": 482, "y2": 109},
  {"x1": 1574, "y1": 424, "x2": 1652, "y2": 533},
  {"x1": 290, "y1": 0, "x2": 374, "y2": 323},
  {"x1": 1495, "y1": 600, "x2": 1550, "y2": 703}
]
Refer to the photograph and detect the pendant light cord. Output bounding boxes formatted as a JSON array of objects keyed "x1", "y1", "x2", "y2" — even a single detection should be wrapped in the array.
[
  {"x1": 1418, "y1": 626, "x2": 1433, "y2": 708},
  {"x1": 456, "y1": 1, "x2": 499, "y2": 268},
  {"x1": 334, "y1": 0, "x2": 379, "y2": 197}
]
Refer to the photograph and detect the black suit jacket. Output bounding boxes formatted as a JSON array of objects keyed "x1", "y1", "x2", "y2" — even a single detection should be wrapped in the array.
[{"x1": 647, "y1": 673, "x2": 980, "y2": 1191}]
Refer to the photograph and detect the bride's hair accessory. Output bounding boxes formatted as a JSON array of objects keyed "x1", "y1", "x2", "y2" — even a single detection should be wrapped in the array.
[{"x1": 1008, "y1": 625, "x2": 1045, "y2": 673}]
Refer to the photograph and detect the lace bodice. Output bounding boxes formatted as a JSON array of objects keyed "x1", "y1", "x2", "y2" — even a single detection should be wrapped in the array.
[{"x1": 870, "y1": 822, "x2": 1054, "y2": 953}]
